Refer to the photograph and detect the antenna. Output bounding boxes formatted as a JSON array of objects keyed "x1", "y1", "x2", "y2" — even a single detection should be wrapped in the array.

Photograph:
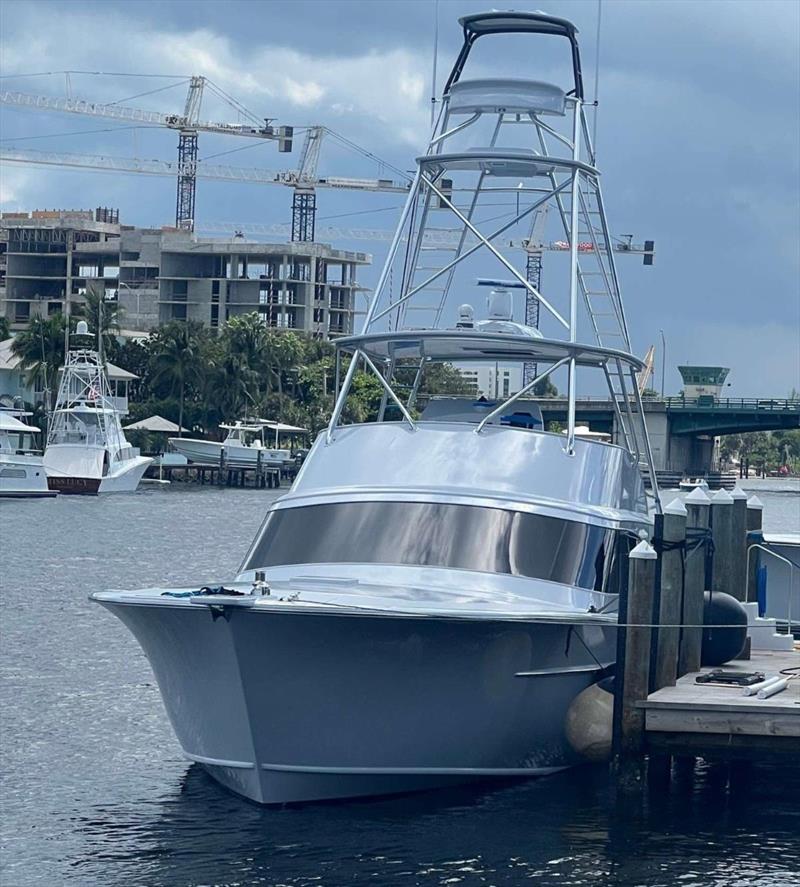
[
  {"x1": 592, "y1": 0, "x2": 603, "y2": 153},
  {"x1": 430, "y1": 0, "x2": 439, "y2": 127}
]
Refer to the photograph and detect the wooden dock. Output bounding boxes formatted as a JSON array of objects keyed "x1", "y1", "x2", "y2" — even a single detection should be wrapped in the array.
[
  {"x1": 146, "y1": 461, "x2": 296, "y2": 489},
  {"x1": 642, "y1": 649, "x2": 800, "y2": 759}
]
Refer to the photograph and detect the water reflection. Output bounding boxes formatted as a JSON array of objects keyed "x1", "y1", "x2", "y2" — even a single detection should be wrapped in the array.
[
  {"x1": 65, "y1": 760, "x2": 800, "y2": 887},
  {"x1": 3, "y1": 485, "x2": 799, "y2": 887}
]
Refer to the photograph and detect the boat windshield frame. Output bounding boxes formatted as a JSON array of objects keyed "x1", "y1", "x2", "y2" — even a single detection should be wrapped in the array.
[{"x1": 326, "y1": 332, "x2": 656, "y2": 496}]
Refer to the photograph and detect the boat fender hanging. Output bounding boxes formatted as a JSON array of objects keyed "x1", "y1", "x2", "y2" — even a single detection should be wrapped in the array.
[
  {"x1": 701, "y1": 591, "x2": 748, "y2": 667},
  {"x1": 564, "y1": 676, "x2": 614, "y2": 762}
]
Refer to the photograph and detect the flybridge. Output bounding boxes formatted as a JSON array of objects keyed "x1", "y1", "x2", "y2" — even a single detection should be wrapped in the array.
[{"x1": 324, "y1": 9, "x2": 660, "y2": 505}]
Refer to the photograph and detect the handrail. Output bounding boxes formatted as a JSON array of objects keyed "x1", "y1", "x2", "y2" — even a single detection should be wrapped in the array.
[
  {"x1": 746, "y1": 543, "x2": 795, "y2": 632},
  {"x1": 475, "y1": 357, "x2": 569, "y2": 434},
  {"x1": 360, "y1": 352, "x2": 417, "y2": 433}
]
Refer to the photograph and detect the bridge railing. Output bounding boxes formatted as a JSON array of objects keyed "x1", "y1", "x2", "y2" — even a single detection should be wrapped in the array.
[
  {"x1": 663, "y1": 396, "x2": 800, "y2": 411},
  {"x1": 532, "y1": 395, "x2": 799, "y2": 411}
]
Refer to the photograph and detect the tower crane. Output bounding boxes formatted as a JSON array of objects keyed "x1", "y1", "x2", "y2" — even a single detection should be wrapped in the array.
[
  {"x1": 0, "y1": 143, "x2": 412, "y2": 237},
  {"x1": 509, "y1": 205, "x2": 655, "y2": 385},
  {"x1": 0, "y1": 76, "x2": 294, "y2": 231}
]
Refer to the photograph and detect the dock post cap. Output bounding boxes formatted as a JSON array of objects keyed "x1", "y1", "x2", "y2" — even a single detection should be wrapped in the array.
[
  {"x1": 746, "y1": 495, "x2": 764, "y2": 510},
  {"x1": 685, "y1": 487, "x2": 711, "y2": 504},
  {"x1": 664, "y1": 497, "x2": 688, "y2": 516},
  {"x1": 730, "y1": 487, "x2": 749, "y2": 501},
  {"x1": 630, "y1": 539, "x2": 657, "y2": 560},
  {"x1": 711, "y1": 488, "x2": 734, "y2": 505}
]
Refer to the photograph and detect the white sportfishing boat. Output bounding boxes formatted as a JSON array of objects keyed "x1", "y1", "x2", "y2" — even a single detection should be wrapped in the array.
[
  {"x1": 93, "y1": 11, "x2": 659, "y2": 804},
  {"x1": 169, "y1": 420, "x2": 300, "y2": 469},
  {"x1": 0, "y1": 409, "x2": 56, "y2": 498},
  {"x1": 44, "y1": 321, "x2": 152, "y2": 494}
]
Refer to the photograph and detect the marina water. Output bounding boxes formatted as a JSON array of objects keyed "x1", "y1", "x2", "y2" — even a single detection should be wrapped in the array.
[{"x1": 2, "y1": 480, "x2": 798, "y2": 886}]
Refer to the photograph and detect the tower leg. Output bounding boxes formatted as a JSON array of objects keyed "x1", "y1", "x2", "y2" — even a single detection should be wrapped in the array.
[{"x1": 291, "y1": 190, "x2": 316, "y2": 242}]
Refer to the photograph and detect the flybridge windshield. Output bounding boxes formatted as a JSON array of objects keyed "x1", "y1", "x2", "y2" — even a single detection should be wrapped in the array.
[{"x1": 243, "y1": 501, "x2": 625, "y2": 592}]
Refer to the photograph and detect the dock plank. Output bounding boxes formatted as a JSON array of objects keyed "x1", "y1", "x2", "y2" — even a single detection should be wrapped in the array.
[
  {"x1": 640, "y1": 648, "x2": 800, "y2": 755},
  {"x1": 646, "y1": 709, "x2": 800, "y2": 737}
]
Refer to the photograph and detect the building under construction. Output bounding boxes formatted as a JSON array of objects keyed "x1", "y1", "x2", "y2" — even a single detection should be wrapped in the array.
[{"x1": 0, "y1": 209, "x2": 370, "y2": 338}]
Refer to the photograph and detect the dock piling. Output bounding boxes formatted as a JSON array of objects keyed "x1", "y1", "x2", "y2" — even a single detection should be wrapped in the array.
[
  {"x1": 679, "y1": 487, "x2": 711, "y2": 676},
  {"x1": 653, "y1": 498, "x2": 687, "y2": 691},
  {"x1": 710, "y1": 488, "x2": 735, "y2": 598},
  {"x1": 730, "y1": 488, "x2": 749, "y2": 602},
  {"x1": 746, "y1": 495, "x2": 764, "y2": 605},
  {"x1": 614, "y1": 537, "x2": 658, "y2": 775}
]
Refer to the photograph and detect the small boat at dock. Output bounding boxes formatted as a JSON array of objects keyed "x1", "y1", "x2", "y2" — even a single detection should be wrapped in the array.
[
  {"x1": 169, "y1": 419, "x2": 306, "y2": 469},
  {"x1": 0, "y1": 409, "x2": 56, "y2": 498},
  {"x1": 43, "y1": 321, "x2": 152, "y2": 494}
]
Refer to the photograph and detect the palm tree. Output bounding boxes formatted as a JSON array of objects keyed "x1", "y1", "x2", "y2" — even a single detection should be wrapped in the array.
[
  {"x1": 0, "y1": 315, "x2": 10, "y2": 341},
  {"x1": 147, "y1": 322, "x2": 206, "y2": 435},
  {"x1": 264, "y1": 329, "x2": 303, "y2": 407},
  {"x1": 222, "y1": 313, "x2": 270, "y2": 403},
  {"x1": 10, "y1": 314, "x2": 67, "y2": 409},
  {"x1": 206, "y1": 351, "x2": 259, "y2": 423},
  {"x1": 78, "y1": 283, "x2": 124, "y2": 359}
]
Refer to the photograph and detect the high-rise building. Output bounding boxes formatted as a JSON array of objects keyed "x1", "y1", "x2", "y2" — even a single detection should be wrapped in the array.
[{"x1": 0, "y1": 210, "x2": 371, "y2": 338}]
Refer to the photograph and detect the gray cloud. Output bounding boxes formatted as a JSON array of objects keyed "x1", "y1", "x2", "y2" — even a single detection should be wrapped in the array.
[{"x1": 1, "y1": 0, "x2": 798, "y2": 397}]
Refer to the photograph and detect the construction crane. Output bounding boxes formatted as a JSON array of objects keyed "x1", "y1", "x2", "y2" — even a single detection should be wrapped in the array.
[
  {"x1": 510, "y1": 208, "x2": 655, "y2": 385},
  {"x1": 0, "y1": 143, "x2": 412, "y2": 237},
  {"x1": 636, "y1": 345, "x2": 656, "y2": 394},
  {"x1": 0, "y1": 77, "x2": 294, "y2": 231}
]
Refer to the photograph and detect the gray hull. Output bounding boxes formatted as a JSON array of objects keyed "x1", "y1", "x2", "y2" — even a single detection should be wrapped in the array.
[{"x1": 99, "y1": 598, "x2": 614, "y2": 804}]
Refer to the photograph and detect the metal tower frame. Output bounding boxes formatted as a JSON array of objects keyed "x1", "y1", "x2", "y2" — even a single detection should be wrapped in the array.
[
  {"x1": 291, "y1": 190, "x2": 317, "y2": 242},
  {"x1": 175, "y1": 130, "x2": 198, "y2": 231}
]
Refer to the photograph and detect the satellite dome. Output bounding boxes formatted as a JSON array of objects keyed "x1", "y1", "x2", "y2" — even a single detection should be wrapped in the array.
[{"x1": 76, "y1": 320, "x2": 89, "y2": 336}]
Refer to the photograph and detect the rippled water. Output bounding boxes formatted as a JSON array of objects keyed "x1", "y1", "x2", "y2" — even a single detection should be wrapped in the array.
[{"x1": 2, "y1": 481, "x2": 798, "y2": 886}]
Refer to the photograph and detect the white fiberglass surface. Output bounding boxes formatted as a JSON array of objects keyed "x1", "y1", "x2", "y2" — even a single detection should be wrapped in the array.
[
  {"x1": 94, "y1": 566, "x2": 615, "y2": 621},
  {"x1": 292, "y1": 422, "x2": 647, "y2": 520},
  {"x1": 43, "y1": 444, "x2": 104, "y2": 478}
]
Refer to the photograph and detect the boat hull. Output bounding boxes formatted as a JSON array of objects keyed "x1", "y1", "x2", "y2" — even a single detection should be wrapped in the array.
[
  {"x1": 94, "y1": 595, "x2": 614, "y2": 804},
  {"x1": 168, "y1": 437, "x2": 223, "y2": 464},
  {"x1": 169, "y1": 437, "x2": 290, "y2": 468},
  {"x1": 47, "y1": 475, "x2": 102, "y2": 495},
  {"x1": 45, "y1": 453, "x2": 152, "y2": 495},
  {"x1": 0, "y1": 453, "x2": 57, "y2": 498}
]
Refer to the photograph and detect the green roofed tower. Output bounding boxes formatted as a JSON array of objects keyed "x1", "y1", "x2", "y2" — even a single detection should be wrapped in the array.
[{"x1": 678, "y1": 366, "x2": 730, "y2": 401}]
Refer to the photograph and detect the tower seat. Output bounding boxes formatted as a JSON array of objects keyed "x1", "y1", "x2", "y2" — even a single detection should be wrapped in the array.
[{"x1": 447, "y1": 79, "x2": 566, "y2": 116}]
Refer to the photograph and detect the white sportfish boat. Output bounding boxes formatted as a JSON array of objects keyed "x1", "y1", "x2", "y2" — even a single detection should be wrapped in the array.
[
  {"x1": 169, "y1": 420, "x2": 297, "y2": 469},
  {"x1": 0, "y1": 409, "x2": 56, "y2": 498},
  {"x1": 44, "y1": 321, "x2": 152, "y2": 494},
  {"x1": 93, "y1": 11, "x2": 659, "y2": 804}
]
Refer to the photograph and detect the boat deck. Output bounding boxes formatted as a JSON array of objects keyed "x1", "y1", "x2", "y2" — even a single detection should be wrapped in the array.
[{"x1": 642, "y1": 648, "x2": 800, "y2": 758}]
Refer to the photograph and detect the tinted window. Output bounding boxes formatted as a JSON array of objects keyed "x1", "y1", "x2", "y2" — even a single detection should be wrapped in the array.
[{"x1": 243, "y1": 501, "x2": 619, "y2": 591}]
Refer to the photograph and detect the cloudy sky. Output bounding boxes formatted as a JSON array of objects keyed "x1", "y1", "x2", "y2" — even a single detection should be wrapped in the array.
[{"x1": 1, "y1": 0, "x2": 798, "y2": 396}]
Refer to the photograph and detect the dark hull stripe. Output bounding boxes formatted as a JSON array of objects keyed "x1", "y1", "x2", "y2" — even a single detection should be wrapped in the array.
[{"x1": 47, "y1": 476, "x2": 101, "y2": 495}]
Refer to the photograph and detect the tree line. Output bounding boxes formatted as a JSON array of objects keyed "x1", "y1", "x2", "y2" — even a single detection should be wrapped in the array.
[
  {"x1": 719, "y1": 430, "x2": 800, "y2": 477},
  {"x1": 8, "y1": 294, "x2": 472, "y2": 448}
]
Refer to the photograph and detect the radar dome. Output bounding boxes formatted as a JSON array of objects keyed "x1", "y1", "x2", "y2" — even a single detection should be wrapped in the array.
[
  {"x1": 76, "y1": 320, "x2": 89, "y2": 336},
  {"x1": 456, "y1": 304, "x2": 475, "y2": 328}
]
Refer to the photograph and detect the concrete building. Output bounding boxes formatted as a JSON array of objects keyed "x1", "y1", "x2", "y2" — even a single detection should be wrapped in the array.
[
  {"x1": 456, "y1": 363, "x2": 524, "y2": 399},
  {"x1": 1, "y1": 210, "x2": 371, "y2": 338}
]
